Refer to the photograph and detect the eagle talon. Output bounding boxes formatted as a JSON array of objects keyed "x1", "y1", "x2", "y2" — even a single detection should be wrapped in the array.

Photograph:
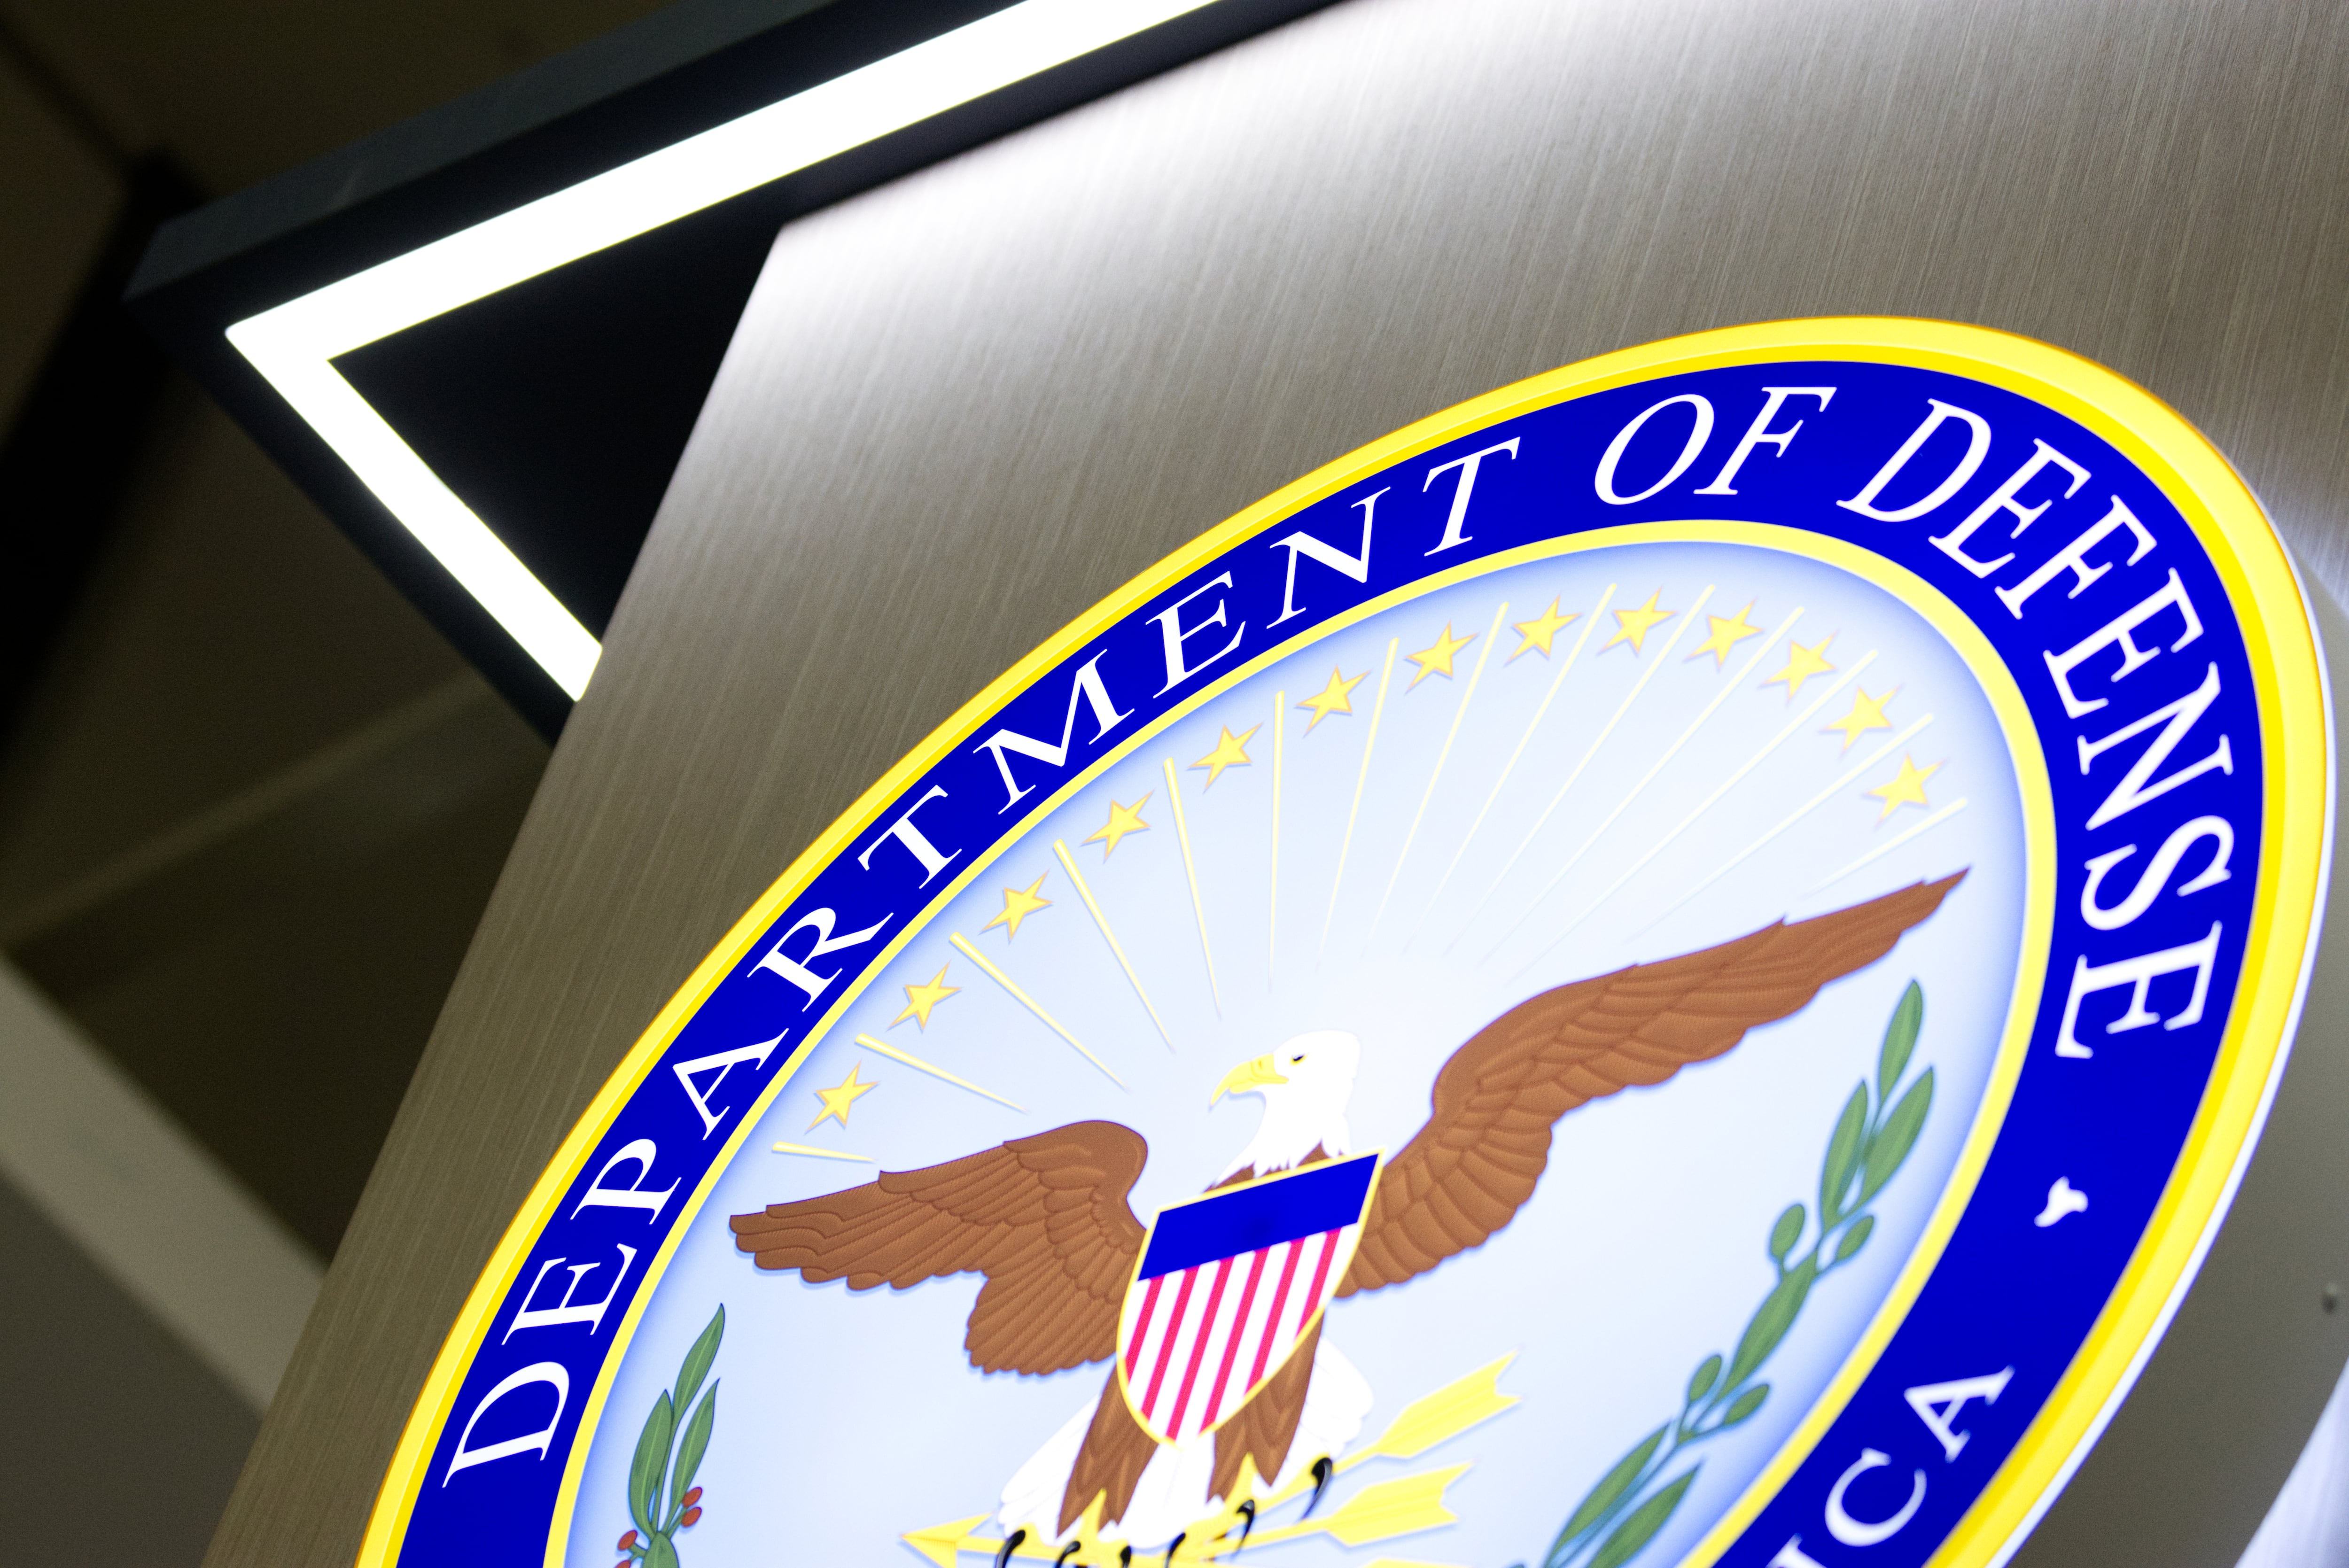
[
  {"x1": 1229, "y1": 1500, "x2": 1257, "y2": 1556},
  {"x1": 1164, "y1": 1531, "x2": 1185, "y2": 1565},
  {"x1": 1301, "y1": 1456, "x2": 1335, "y2": 1518},
  {"x1": 995, "y1": 1529, "x2": 1027, "y2": 1568},
  {"x1": 1053, "y1": 1544, "x2": 1081, "y2": 1566}
]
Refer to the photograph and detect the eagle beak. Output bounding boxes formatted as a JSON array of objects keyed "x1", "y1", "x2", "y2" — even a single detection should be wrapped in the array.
[{"x1": 1211, "y1": 1053, "x2": 1289, "y2": 1105}]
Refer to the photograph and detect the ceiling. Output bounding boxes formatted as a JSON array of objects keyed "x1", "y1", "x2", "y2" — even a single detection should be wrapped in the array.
[
  {"x1": 0, "y1": 0, "x2": 673, "y2": 1561},
  {"x1": 4, "y1": 0, "x2": 668, "y2": 191},
  {"x1": 0, "y1": 0, "x2": 675, "y2": 1265}
]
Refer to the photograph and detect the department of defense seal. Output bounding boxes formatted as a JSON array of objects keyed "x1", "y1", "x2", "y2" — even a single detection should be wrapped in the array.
[{"x1": 361, "y1": 319, "x2": 2331, "y2": 1568}]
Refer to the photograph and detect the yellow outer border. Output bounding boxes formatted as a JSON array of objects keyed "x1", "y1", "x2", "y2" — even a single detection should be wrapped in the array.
[{"x1": 352, "y1": 318, "x2": 2327, "y2": 1568}]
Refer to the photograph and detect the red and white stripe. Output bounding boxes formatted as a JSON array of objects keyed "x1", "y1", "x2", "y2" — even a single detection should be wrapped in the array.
[{"x1": 1118, "y1": 1226, "x2": 1351, "y2": 1444}]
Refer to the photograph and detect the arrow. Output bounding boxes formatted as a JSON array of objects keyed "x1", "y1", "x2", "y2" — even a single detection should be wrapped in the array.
[
  {"x1": 912, "y1": 1359, "x2": 1513, "y2": 1562},
  {"x1": 1358, "y1": 1354, "x2": 1519, "y2": 1463},
  {"x1": 902, "y1": 1514, "x2": 990, "y2": 1567},
  {"x1": 1250, "y1": 1354, "x2": 1518, "y2": 1514},
  {"x1": 1238, "y1": 1464, "x2": 1471, "y2": 1551},
  {"x1": 923, "y1": 1469, "x2": 1470, "y2": 1566}
]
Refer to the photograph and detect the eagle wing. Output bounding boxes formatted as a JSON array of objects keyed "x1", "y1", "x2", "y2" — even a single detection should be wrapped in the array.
[
  {"x1": 730, "y1": 1119, "x2": 1147, "y2": 1374},
  {"x1": 1340, "y1": 873, "x2": 1963, "y2": 1297}
]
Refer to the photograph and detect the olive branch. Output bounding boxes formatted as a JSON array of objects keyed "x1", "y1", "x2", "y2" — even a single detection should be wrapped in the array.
[
  {"x1": 614, "y1": 1304, "x2": 724, "y2": 1568},
  {"x1": 1533, "y1": 982, "x2": 1934, "y2": 1568}
]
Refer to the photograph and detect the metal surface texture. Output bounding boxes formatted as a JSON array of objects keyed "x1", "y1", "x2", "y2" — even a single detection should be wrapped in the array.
[{"x1": 209, "y1": 0, "x2": 2349, "y2": 1562}]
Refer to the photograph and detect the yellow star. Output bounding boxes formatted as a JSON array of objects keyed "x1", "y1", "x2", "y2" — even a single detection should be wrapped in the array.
[
  {"x1": 1602, "y1": 590, "x2": 1675, "y2": 655},
  {"x1": 1823, "y1": 686, "x2": 1897, "y2": 752},
  {"x1": 1510, "y1": 598, "x2": 1579, "y2": 661},
  {"x1": 892, "y1": 965, "x2": 960, "y2": 1028},
  {"x1": 1688, "y1": 600, "x2": 1763, "y2": 668},
  {"x1": 1762, "y1": 633, "x2": 1837, "y2": 701},
  {"x1": 1867, "y1": 754, "x2": 1942, "y2": 823},
  {"x1": 980, "y1": 875, "x2": 1052, "y2": 939},
  {"x1": 1189, "y1": 725, "x2": 1258, "y2": 788},
  {"x1": 1082, "y1": 792, "x2": 1152, "y2": 857},
  {"x1": 807, "y1": 1062, "x2": 877, "y2": 1130},
  {"x1": 1296, "y1": 667, "x2": 1365, "y2": 731},
  {"x1": 1406, "y1": 624, "x2": 1476, "y2": 688}
]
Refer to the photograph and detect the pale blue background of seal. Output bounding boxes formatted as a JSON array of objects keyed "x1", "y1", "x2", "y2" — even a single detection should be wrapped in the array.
[{"x1": 568, "y1": 539, "x2": 2027, "y2": 1568}]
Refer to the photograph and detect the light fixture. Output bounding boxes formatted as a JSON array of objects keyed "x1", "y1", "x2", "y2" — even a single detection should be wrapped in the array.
[{"x1": 224, "y1": 0, "x2": 1232, "y2": 702}]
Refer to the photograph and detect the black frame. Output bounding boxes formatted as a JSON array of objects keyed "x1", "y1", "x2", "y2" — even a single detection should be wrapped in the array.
[{"x1": 129, "y1": 0, "x2": 1336, "y2": 739}]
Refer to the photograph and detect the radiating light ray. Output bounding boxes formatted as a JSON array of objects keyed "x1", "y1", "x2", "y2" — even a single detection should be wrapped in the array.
[
  {"x1": 1052, "y1": 841, "x2": 1174, "y2": 1049},
  {"x1": 950, "y1": 932, "x2": 1126, "y2": 1086},
  {"x1": 1320, "y1": 638, "x2": 1399, "y2": 960},
  {"x1": 1455, "y1": 586, "x2": 1714, "y2": 939},
  {"x1": 1369, "y1": 600, "x2": 1509, "y2": 937},
  {"x1": 1810, "y1": 798, "x2": 1970, "y2": 894},
  {"x1": 1269, "y1": 691, "x2": 1284, "y2": 986},
  {"x1": 1514, "y1": 654, "x2": 1875, "y2": 967},
  {"x1": 1492, "y1": 605, "x2": 1804, "y2": 951},
  {"x1": 770, "y1": 1141, "x2": 871, "y2": 1162},
  {"x1": 1637, "y1": 711, "x2": 1934, "y2": 936},
  {"x1": 1562, "y1": 694, "x2": 1914, "y2": 938},
  {"x1": 1163, "y1": 756, "x2": 1222, "y2": 1013},
  {"x1": 853, "y1": 1033, "x2": 1025, "y2": 1111},
  {"x1": 1407, "y1": 584, "x2": 1615, "y2": 948}
]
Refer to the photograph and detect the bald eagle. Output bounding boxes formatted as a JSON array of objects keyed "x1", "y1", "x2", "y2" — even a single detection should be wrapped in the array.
[{"x1": 731, "y1": 873, "x2": 1960, "y2": 1552}]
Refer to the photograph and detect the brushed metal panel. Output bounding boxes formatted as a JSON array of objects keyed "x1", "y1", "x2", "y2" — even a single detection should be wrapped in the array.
[
  {"x1": 208, "y1": 0, "x2": 2349, "y2": 1562},
  {"x1": 2094, "y1": 575, "x2": 2349, "y2": 1568}
]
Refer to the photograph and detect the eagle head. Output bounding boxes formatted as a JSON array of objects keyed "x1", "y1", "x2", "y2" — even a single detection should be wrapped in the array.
[{"x1": 1210, "y1": 1029, "x2": 1360, "y2": 1180}]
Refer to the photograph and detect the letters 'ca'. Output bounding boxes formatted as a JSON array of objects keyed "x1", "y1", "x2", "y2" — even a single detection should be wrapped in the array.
[{"x1": 362, "y1": 320, "x2": 2329, "y2": 1568}]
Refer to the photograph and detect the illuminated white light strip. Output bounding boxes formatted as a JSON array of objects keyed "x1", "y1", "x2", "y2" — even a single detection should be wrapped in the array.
[{"x1": 226, "y1": 0, "x2": 1223, "y2": 698}]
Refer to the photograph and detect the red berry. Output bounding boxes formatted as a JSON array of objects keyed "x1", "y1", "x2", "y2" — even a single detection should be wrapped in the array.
[
  {"x1": 681, "y1": 1507, "x2": 703, "y2": 1528},
  {"x1": 683, "y1": 1487, "x2": 702, "y2": 1507},
  {"x1": 617, "y1": 1531, "x2": 638, "y2": 1551}
]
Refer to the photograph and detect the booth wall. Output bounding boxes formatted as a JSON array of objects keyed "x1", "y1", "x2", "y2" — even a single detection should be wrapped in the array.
[{"x1": 210, "y1": 0, "x2": 2349, "y2": 1562}]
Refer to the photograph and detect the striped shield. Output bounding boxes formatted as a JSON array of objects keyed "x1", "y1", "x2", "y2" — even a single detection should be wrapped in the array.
[{"x1": 1116, "y1": 1152, "x2": 1379, "y2": 1445}]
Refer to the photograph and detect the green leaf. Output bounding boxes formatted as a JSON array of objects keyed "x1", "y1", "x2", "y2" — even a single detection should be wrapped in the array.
[
  {"x1": 1722, "y1": 1385, "x2": 1769, "y2": 1427},
  {"x1": 1859, "y1": 1069, "x2": 1934, "y2": 1204},
  {"x1": 673, "y1": 1305, "x2": 726, "y2": 1428},
  {"x1": 1835, "y1": 1215, "x2": 1875, "y2": 1264},
  {"x1": 669, "y1": 1384, "x2": 718, "y2": 1526},
  {"x1": 1588, "y1": 1467, "x2": 1699, "y2": 1568},
  {"x1": 1768, "y1": 1204, "x2": 1805, "y2": 1266},
  {"x1": 628, "y1": 1391, "x2": 674, "y2": 1538},
  {"x1": 1879, "y1": 982, "x2": 1923, "y2": 1096},
  {"x1": 1727, "y1": 1256, "x2": 1816, "y2": 1390},
  {"x1": 647, "y1": 1532, "x2": 681, "y2": 1568},
  {"x1": 1686, "y1": 1355, "x2": 1723, "y2": 1405},
  {"x1": 1820, "y1": 1084, "x2": 1869, "y2": 1226},
  {"x1": 1548, "y1": 1424, "x2": 1669, "y2": 1563}
]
